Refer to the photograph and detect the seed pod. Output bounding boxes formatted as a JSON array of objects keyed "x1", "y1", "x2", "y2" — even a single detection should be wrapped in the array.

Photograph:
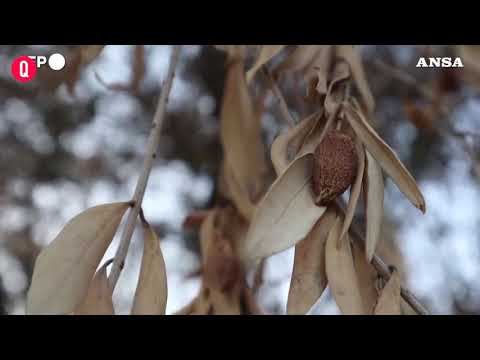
[{"x1": 311, "y1": 130, "x2": 358, "y2": 205}]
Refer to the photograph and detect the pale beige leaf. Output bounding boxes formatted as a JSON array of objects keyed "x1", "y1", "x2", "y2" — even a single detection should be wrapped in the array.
[
  {"x1": 374, "y1": 270, "x2": 401, "y2": 315},
  {"x1": 339, "y1": 139, "x2": 365, "y2": 245},
  {"x1": 131, "y1": 221, "x2": 168, "y2": 315},
  {"x1": 344, "y1": 104, "x2": 426, "y2": 213},
  {"x1": 352, "y1": 241, "x2": 378, "y2": 315},
  {"x1": 364, "y1": 150, "x2": 384, "y2": 261},
  {"x1": 336, "y1": 45, "x2": 375, "y2": 114},
  {"x1": 75, "y1": 261, "x2": 114, "y2": 315},
  {"x1": 287, "y1": 208, "x2": 337, "y2": 315},
  {"x1": 241, "y1": 154, "x2": 326, "y2": 263},
  {"x1": 325, "y1": 217, "x2": 365, "y2": 315},
  {"x1": 223, "y1": 162, "x2": 255, "y2": 220},
  {"x1": 220, "y1": 59, "x2": 268, "y2": 210},
  {"x1": 247, "y1": 45, "x2": 286, "y2": 83},
  {"x1": 270, "y1": 111, "x2": 321, "y2": 175},
  {"x1": 27, "y1": 202, "x2": 130, "y2": 315}
]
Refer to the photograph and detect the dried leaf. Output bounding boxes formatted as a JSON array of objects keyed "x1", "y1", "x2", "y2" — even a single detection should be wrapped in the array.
[
  {"x1": 27, "y1": 202, "x2": 130, "y2": 315},
  {"x1": 364, "y1": 151, "x2": 384, "y2": 261},
  {"x1": 352, "y1": 241, "x2": 378, "y2": 314},
  {"x1": 324, "y1": 61, "x2": 350, "y2": 116},
  {"x1": 75, "y1": 261, "x2": 114, "y2": 315},
  {"x1": 131, "y1": 220, "x2": 168, "y2": 315},
  {"x1": 339, "y1": 138, "x2": 365, "y2": 245},
  {"x1": 223, "y1": 162, "x2": 255, "y2": 220},
  {"x1": 241, "y1": 154, "x2": 326, "y2": 263},
  {"x1": 374, "y1": 270, "x2": 401, "y2": 315},
  {"x1": 220, "y1": 59, "x2": 268, "y2": 211},
  {"x1": 335, "y1": 45, "x2": 375, "y2": 114},
  {"x1": 199, "y1": 209, "x2": 217, "y2": 263},
  {"x1": 247, "y1": 45, "x2": 286, "y2": 83},
  {"x1": 344, "y1": 104, "x2": 426, "y2": 213},
  {"x1": 325, "y1": 216, "x2": 365, "y2": 315},
  {"x1": 270, "y1": 111, "x2": 320, "y2": 175},
  {"x1": 214, "y1": 45, "x2": 248, "y2": 59},
  {"x1": 287, "y1": 208, "x2": 336, "y2": 314}
]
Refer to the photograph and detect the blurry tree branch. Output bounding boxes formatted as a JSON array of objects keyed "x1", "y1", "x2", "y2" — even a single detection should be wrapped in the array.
[{"x1": 109, "y1": 45, "x2": 181, "y2": 288}]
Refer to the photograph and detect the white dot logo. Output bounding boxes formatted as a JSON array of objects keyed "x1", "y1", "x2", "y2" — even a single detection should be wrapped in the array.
[{"x1": 48, "y1": 53, "x2": 66, "y2": 71}]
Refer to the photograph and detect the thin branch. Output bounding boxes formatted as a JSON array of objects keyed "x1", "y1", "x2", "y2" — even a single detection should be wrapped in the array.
[
  {"x1": 261, "y1": 67, "x2": 296, "y2": 127},
  {"x1": 108, "y1": 45, "x2": 181, "y2": 289}
]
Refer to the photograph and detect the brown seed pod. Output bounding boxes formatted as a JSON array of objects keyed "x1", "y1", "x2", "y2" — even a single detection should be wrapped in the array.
[{"x1": 311, "y1": 130, "x2": 358, "y2": 206}]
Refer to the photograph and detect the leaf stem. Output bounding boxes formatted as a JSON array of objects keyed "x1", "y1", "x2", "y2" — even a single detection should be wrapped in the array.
[{"x1": 108, "y1": 45, "x2": 181, "y2": 289}]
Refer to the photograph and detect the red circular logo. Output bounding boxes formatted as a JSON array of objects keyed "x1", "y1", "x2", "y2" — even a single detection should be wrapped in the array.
[{"x1": 11, "y1": 56, "x2": 37, "y2": 83}]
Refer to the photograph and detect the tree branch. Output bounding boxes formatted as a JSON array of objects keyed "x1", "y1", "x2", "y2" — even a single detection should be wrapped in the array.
[{"x1": 108, "y1": 45, "x2": 181, "y2": 289}]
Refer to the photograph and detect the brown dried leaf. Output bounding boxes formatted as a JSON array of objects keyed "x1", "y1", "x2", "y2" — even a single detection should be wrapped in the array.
[
  {"x1": 287, "y1": 207, "x2": 337, "y2": 314},
  {"x1": 247, "y1": 45, "x2": 286, "y2": 83},
  {"x1": 131, "y1": 220, "x2": 168, "y2": 315},
  {"x1": 223, "y1": 162, "x2": 255, "y2": 220},
  {"x1": 364, "y1": 150, "x2": 384, "y2": 261},
  {"x1": 352, "y1": 241, "x2": 378, "y2": 315},
  {"x1": 199, "y1": 209, "x2": 218, "y2": 266},
  {"x1": 220, "y1": 59, "x2": 268, "y2": 212},
  {"x1": 374, "y1": 270, "x2": 401, "y2": 315},
  {"x1": 339, "y1": 138, "x2": 365, "y2": 245},
  {"x1": 325, "y1": 216, "x2": 365, "y2": 315},
  {"x1": 241, "y1": 154, "x2": 326, "y2": 263},
  {"x1": 75, "y1": 261, "x2": 114, "y2": 315},
  {"x1": 214, "y1": 45, "x2": 248, "y2": 59},
  {"x1": 344, "y1": 104, "x2": 426, "y2": 213},
  {"x1": 27, "y1": 202, "x2": 130, "y2": 315}
]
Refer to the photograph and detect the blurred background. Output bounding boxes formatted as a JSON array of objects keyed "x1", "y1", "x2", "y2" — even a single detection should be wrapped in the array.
[{"x1": 0, "y1": 45, "x2": 479, "y2": 315}]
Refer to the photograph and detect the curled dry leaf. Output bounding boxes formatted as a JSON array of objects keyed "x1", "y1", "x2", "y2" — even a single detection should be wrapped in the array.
[
  {"x1": 247, "y1": 45, "x2": 286, "y2": 83},
  {"x1": 240, "y1": 154, "x2": 326, "y2": 264},
  {"x1": 344, "y1": 103, "x2": 426, "y2": 213},
  {"x1": 220, "y1": 58, "x2": 268, "y2": 216},
  {"x1": 270, "y1": 111, "x2": 321, "y2": 175},
  {"x1": 364, "y1": 150, "x2": 384, "y2": 261},
  {"x1": 27, "y1": 202, "x2": 130, "y2": 315},
  {"x1": 131, "y1": 220, "x2": 168, "y2": 315},
  {"x1": 374, "y1": 269, "x2": 401, "y2": 315},
  {"x1": 287, "y1": 207, "x2": 337, "y2": 315},
  {"x1": 325, "y1": 216, "x2": 365, "y2": 315},
  {"x1": 274, "y1": 45, "x2": 332, "y2": 98},
  {"x1": 339, "y1": 138, "x2": 365, "y2": 246},
  {"x1": 324, "y1": 61, "x2": 350, "y2": 116},
  {"x1": 75, "y1": 260, "x2": 114, "y2": 315}
]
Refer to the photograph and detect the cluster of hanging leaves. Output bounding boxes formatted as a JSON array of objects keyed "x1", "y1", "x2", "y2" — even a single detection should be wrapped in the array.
[
  {"x1": 26, "y1": 202, "x2": 168, "y2": 315},
  {"x1": 26, "y1": 45, "x2": 425, "y2": 315},
  {"x1": 203, "y1": 45, "x2": 426, "y2": 315}
]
